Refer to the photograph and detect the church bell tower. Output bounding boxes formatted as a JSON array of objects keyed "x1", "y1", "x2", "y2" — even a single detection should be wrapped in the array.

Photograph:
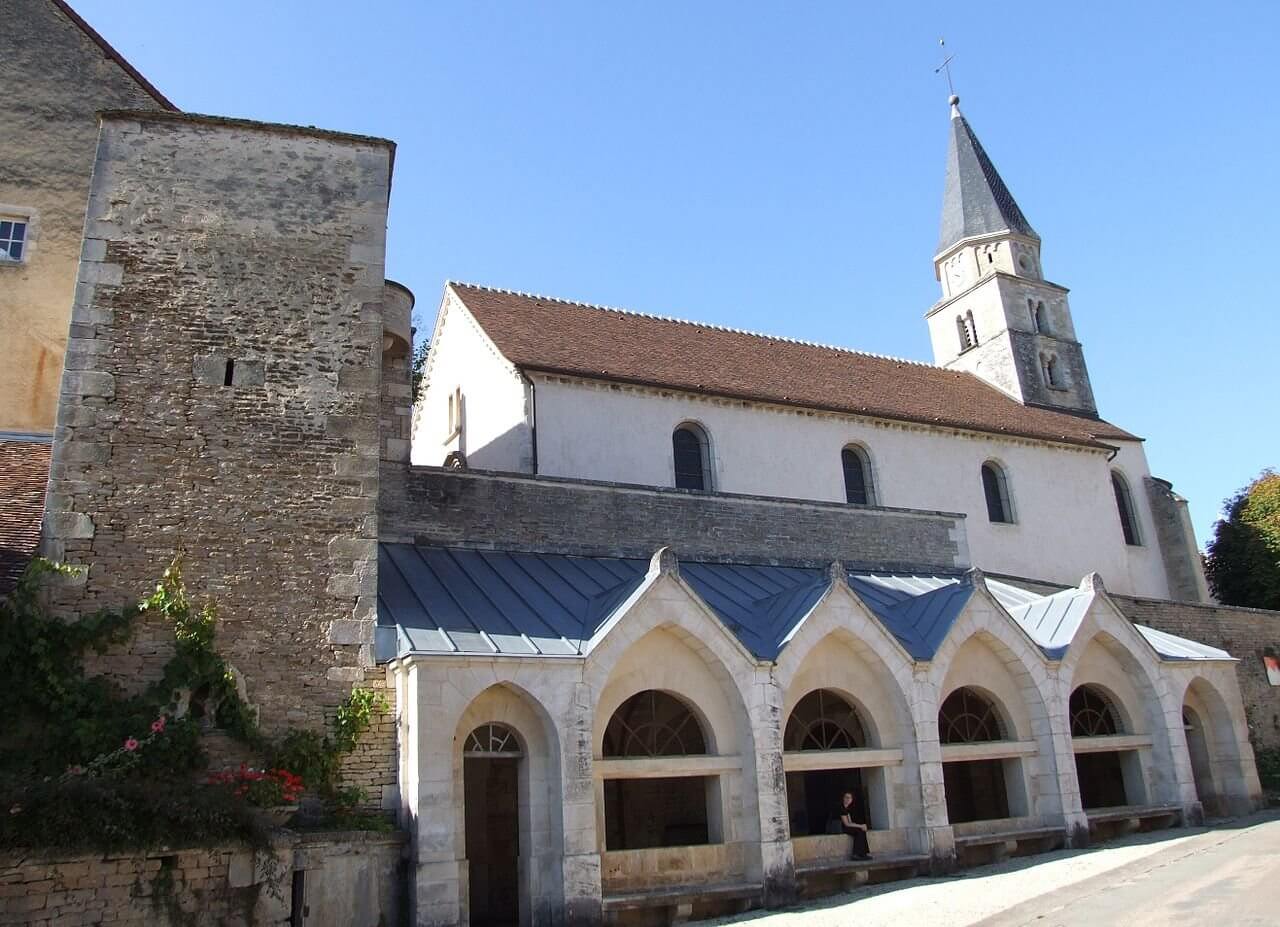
[{"x1": 925, "y1": 95, "x2": 1097, "y2": 415}]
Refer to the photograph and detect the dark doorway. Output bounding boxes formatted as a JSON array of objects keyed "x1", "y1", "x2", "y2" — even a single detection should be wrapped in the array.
[
  {"x1": 785, "y1": 768, "x2": 866, "y2": 836},
  {"x1": 464, "y1": 757, "x2": 520, "y2": 927},
  {"x1": 1075, "y1": 751, "x2": 1128, "y2": 809},
  {"x1": 943, "y1": 759, "x2": 1010, "y2": 823}
]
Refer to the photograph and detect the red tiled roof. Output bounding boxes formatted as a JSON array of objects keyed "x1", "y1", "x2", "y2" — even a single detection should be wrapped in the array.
[
  {"x1": 0, "y1": 438, "x2": 52, "y2": 595},
  {"x1": 448, "y1": 283, "x2": 1138, "y2": 449}
]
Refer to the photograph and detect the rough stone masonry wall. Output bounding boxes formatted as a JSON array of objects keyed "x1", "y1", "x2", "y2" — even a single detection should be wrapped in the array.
[
  {"x1": 1114, "y1": 595, "x2": 1280, "y2": 750},
  {"x1": 379, "y1": 466, "x2": 969, "y2": 571},
  {"x1": 41, "y1": 111, "x2": 393, "y2": 733},
  {"x1": 0, "y1": 833, "x2": 405, "y2": 926}
]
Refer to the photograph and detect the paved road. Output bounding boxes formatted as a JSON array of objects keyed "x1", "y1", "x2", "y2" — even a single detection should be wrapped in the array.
[
  {"x1": 706, "y1": 812, "x2": 1280, "y2": 927},
  {"x1": 977, "y1": 815, "x2": 1280, "y2": 927}
]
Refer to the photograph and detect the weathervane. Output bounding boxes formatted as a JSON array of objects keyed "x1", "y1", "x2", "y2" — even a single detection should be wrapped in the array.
[{"x1": 935, "y1": 37, "x2": 957, "y2": 98}]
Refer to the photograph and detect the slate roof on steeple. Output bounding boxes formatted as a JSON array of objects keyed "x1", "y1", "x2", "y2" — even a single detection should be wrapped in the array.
[{"x1": 938, "y1": 97, "x2": 1037, "y2": 255}]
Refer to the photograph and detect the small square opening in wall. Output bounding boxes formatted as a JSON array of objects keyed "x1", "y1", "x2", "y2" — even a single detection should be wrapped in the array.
[{"x1": 0, "y1": 218, "x2": 28, "y2": 262}]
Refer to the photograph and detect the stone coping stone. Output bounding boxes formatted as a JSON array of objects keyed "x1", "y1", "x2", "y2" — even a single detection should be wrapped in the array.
[
  {"x1": 953, "y1": 825, "x2": 1066, "y2": 847},
  {"x1": 602, "y1": 880, "x2": 764, "y2": 911},
  {"x1": 1084, "y1": 804, "x2": 1181, "y2": 824},
  {"x1": 795, "y1": 852, "x2": 930, "y2": 876}
]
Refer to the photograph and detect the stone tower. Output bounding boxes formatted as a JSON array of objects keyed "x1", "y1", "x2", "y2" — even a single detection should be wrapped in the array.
[{"x1": 925, "y1": 95, "x2": 1097, "y2": 415}]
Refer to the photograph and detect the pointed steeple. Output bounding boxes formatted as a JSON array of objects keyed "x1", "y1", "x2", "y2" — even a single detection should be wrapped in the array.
[{"x1": 937, "y1": 96, "x2": 1037, "y2": 256}]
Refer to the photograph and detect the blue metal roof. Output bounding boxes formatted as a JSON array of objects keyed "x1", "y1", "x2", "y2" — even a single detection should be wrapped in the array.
[
  {"x1": 680, "y1": 561, "x2": 829, "y2": 660},
  {"x1": 377, "y1": 545, "x2": 647, "y2": 657},
  {"x1": 376, "y1": 544, "x2": 1235, "y2": 665}
]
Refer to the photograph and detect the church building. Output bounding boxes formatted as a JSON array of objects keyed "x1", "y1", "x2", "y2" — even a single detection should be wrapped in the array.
[
  {"x1": 7, "y1": 4, "x2": 1269, "y2": 924},
  {"x1": 388, "y1": 96, "x2": 1260, "y2": 924}
]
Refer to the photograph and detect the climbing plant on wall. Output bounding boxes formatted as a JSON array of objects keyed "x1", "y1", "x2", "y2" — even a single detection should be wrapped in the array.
[{"x1": 0, "y1": 557, "x2": 389, "y2": 851}]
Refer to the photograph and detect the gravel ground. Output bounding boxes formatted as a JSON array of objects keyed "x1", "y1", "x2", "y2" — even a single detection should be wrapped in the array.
[{"x1": 701, "y1": 825, "x2": 1219, "y2": 927}]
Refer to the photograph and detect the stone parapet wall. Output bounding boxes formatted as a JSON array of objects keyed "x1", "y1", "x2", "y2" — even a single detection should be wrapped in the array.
[
  {"x1": 40, "y1": 111, "x2": 393, "y2": 733},
  {"x1": 0, "y1": 833, "x2": 405, "y2": 926},
  {"x1": 1113, "y1": 595, "x2": 1280, "y2": 750},
  {"x1": 380, "y1": 466, "x2": 969, "y2": 571}
]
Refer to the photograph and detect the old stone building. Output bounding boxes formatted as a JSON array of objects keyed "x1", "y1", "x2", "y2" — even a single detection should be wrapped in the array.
[
  {"x1": 0, "y1": 0, "x2": 175, "y2": 434},
  {"x1": 2, "y1": 3, "x2": 1277, "y2": 926}
]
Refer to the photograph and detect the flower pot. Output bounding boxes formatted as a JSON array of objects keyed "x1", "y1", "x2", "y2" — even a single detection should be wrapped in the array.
[{"x1": 255, "y1": 805, "x2": 299, "y2": 828}]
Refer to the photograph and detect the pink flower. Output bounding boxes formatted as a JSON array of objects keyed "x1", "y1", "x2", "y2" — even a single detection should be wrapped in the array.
[
  {"x1": 151, "y1": 716, "x2": 166, "y2": 734},
  {"x1": 123, "y1": 738, "x2": 139, "y2": 752}
]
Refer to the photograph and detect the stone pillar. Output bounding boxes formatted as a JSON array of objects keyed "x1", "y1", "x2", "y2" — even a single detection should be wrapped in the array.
[
  {"x1": 561, "y1": 682, "x2": 603, "y2": 926},
  {"x1": 748, "y1": 669, "x2": 797, "y2": 905},
  {"x1": 1045, "y1": 669, "x2": 1091, "y2": 846},
  {"x1": 908, "y1": 669, "x2": 955, "y2": 870}
]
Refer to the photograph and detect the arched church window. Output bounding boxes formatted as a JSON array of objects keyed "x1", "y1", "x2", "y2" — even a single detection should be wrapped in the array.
[
  {"x1": 1031, "y1": 300, "x2": 1048, "y2": 334},
  {"x1": 603, "y1": 690, "x2": 708, "y2": 757},
  {"x1": 1069, "y1": 686, "x2": 1123, "y2": 737},
  {"x1": 939, "y1": 687, "x2": 1006, "y2": 744},
  {"x1": 841, "y1": 445, "x2": 875, "y2": 506},
  {"x1": 672, "y1": 423, "x2": 712, "y2": 491},
  {"x1": 981, "y1": 461, "x2": 1014, "y2": 524},
  {"x1": 784, "y1": 689, "x2": 868, "y2": 751},
  {"x1": 464, "y1": 723, "x2": 523, "y2": 756},
  {"x1": 965, "y1": 311, "x2": 978, "y2": 347},
  {"x1": 956, "y1": 315, "x2": 973, "y2": 352},
  {"x1": 1040, "y1": 352, "x2": 1063, "y2": 388},
  {"x1": 1111, "y1": 471, "x2": 1142, "y2": 546}
]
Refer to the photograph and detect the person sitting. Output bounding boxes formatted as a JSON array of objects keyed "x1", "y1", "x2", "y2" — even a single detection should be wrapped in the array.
[{"x1": 839, "y1": 791, "x2": 871, "y2": 861}]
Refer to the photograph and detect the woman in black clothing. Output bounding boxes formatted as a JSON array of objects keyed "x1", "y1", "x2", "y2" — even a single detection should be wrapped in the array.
[{"x1": 839, "y1": 791, "x2": 871, "y2": 860}]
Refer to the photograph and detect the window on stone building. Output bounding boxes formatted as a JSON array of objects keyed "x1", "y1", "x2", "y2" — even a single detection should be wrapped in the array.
[
  {"x1": 841, "y1": 445, "x2": 875, "y2": 506},
  {"x1": 672, "y1": 422, "x2": 712, "y2": 491},
  {"x1": 1070, "y1": 685, "x2": 1136, "y2": 809},
  {"x1": 981, "y1": 462, "x2": 1014, "y2": 524},
  {"x1": 1030, "y1": 299, "x2": 1048, "y2": 334},
  {"x1": 939, "y1": 687, "x2": 1015, "y2": 823},
  {"x1": 1069, "y1": 686, "x2": 1122, "y2": 737},
  {"x1": 1111, "y1": 471, "x2": 1142, "y2": 546},
  {"x1": 784, "y1": 689, "x2": 868, "y2": 752},
  {"x1": 446, "y1": 386, "x2": 463, "y2": 439},
  {"x1": 956, "y1": 315, "x2": 973, "y2": 352},
  {"x1": 939, "y1": 688, "x2": 1006, "y2": 744},
  {"x1": 0, "y1": 218, "x2": 28, "y2": 262},
  {"x1": 1040, "y1": 352, "x2": 1063, "y2": 388},
  {"x1": 602, "y1": 691, "x2": 716, "y2": 850}
]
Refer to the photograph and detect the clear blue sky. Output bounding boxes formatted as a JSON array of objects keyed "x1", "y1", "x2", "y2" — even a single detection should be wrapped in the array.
[{"x1": 75, "y1": 0, "x2": 1278, "y2": 546}]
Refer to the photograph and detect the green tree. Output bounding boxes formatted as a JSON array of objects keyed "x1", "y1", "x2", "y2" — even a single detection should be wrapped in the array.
[
  {"x1": 410, "y1": 338, "x2": 429, "y2": 402},
  {"x1": 1204, "y1": 469, "x2": 1280, "y2": 609}
]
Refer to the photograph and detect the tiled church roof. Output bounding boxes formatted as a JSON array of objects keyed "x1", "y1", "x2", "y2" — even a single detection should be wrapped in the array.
[
  {"x1": 0, "y1": 435, "x2": 51, "y2": 594},
  {"x1": 449, "y1": 283, "x2": 1137, "y2": 450}
]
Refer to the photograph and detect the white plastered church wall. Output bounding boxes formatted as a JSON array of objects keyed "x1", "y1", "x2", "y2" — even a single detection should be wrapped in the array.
[
  {"x1": 411, "y1": 290, "x2": 533, "y2": 471},
  {"x1": 526, "y1": 375, "x2": 1171, "y2": 598}
]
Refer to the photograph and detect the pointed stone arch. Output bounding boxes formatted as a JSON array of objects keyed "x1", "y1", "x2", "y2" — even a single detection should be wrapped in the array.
[
  {"x1": 772, "y1": 586, "x2": 924, "y2": 846},
  {"x1": 1060, "y1": 600, "x2": 1180, "y2": 808},
  {"x1": 1179, "y1": 674, "x2": 1256, "y2": 817},
  {"x1": 450, "y1": 680, "x2": 566, "y2": 927},
  {"x1": 583, "y1": 573, "x2": 764, "y2": 894},
  {"x1": 928, "y1": 592, "x2": 1062, "y2": 824}
]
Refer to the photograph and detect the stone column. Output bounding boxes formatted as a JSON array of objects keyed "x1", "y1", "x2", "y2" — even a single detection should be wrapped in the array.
[{"x1": 748, "y1": 669, "x2": 797, "y2": 906}]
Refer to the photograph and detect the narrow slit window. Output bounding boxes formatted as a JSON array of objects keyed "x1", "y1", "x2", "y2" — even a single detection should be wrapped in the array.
[
  {"x1": 223, "y1": 359, "x2": 235, "y2": 387},
  {"x1": 841, "y1": 445, "x2": 874, "y2": 505},
  {"x1": 1112, "y1": 471, "x2": 1141, "y2": 545},
  {"x1": 981, "y1": 461, "x2": 1013, "y2": 523}
]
